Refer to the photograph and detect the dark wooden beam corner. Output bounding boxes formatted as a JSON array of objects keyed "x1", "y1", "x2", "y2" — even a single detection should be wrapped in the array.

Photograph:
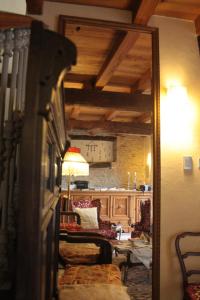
[
  {"x1": 67, "y1": 119, "x2": 152, "y2": 135},
  {"x1": 65, "y1": 88, "x2": 153, "y2": 112},
  {"x1": 26, "y1": 0, "x2": 44, "y2": 14}
]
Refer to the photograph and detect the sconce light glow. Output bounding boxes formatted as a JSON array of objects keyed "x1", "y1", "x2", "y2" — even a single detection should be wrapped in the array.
[
  {"x1": 147, "y1": 152, "x2": 151, "y2": 170},
  {"x1": 161, "y1": 85, "x2": 195, "y2": 150}
]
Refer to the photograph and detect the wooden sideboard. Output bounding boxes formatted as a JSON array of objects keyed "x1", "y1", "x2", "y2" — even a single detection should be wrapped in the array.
[{"x1": 61, "y1": 190, "x2": 152, "y2": 232}]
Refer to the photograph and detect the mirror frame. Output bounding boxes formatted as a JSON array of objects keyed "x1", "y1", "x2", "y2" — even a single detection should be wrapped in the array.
[{"x1": 58, "y1": 16, "x2": 160, "y2": 299}]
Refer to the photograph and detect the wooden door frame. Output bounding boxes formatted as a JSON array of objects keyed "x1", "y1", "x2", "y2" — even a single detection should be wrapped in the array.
[{"x1": 59, "y1": 16, "x2": 160, "y2": 299}]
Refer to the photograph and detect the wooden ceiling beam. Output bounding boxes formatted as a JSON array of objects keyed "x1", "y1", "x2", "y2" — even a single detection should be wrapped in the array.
[
  {"x1": 93, "y1": 0, "x2": 158, "y2": 89},
  {"x1": 67, "y1": 119, "x2": 152, "y2": 135},
  {"x1": 155, "y1": 2, "x2": 200, "y2": 20},
  {"x1": 65, "y1": 88, "x2": 153, "y2": 112},
  {"x1": 95, "y1": 31, "x2": 140, "y2": 88},
  {"x1": 133, "y1": 0, "x2": 160, "y2": 25},
  {"x1": 195, "y1": 15, "x2": 200, "y2": 36}
]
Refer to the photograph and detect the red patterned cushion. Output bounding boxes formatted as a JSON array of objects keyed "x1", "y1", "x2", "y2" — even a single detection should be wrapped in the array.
[
  {"x1": 72, "y1": 199, "x2": 92, "y2": 209},
  {"x1": 77, "y1": 228, "x2": 117, "y2": 239},
  {"x1": 60, "y1": 222, "x2": 81, "y2": 231},
  {"x1": 186, "y1": 284, "x2": 200, "y2": 299},
  {"x1": 71, "y1": 199, "x2": 117, "y2": 238}
]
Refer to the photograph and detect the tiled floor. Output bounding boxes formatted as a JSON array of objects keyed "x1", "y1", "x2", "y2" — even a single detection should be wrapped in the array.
[
  {"x1": 112, "y1": 233, "x2": 152, "y2": 300},
  {"x1": 117, "y1": 232, "x2": 131, "y2": 240}
]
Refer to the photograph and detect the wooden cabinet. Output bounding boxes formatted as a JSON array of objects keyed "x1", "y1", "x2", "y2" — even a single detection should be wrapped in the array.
[{"x1": 62, "y1": 190, "x2": 152, "y2": 232}]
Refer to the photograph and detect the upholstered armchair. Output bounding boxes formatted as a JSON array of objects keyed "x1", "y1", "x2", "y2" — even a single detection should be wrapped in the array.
[
  {"x1": 59, "y1": 232, "x2": 112, "y2": 266},
  {"x1": 58, "y1": 215, "x2": 130, "y2": 300},
  {"x1": 60, "y1": 199, "x2": 117, "y2": 239},
  {"x1": 58, "y1": 233, "x2": 130, "y2": 300},
  {"x1": 131, "y1": 199, "x2": 151, "y2": 238}
]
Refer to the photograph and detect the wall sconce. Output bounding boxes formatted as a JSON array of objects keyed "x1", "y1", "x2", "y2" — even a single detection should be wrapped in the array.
[
  {"x1": 167, "y1": 85, "x2": 188, "y2": 102},
  {"x1": 161, "y1": 85, "x2": 194, "y2": 149}
]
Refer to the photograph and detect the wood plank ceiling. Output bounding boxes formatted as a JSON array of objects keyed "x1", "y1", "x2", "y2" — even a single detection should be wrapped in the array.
[
  {"x1": 58, "y1": 16, "x2": 154, "y2": 136},
  {"x1": 27, "y1": 0, "x2": 200, "y2": 136}
]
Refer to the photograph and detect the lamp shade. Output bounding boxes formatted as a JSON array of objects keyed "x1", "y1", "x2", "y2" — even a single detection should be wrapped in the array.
[{"x1": 62, "y1": 147, "x2": 89, "y2": 176}]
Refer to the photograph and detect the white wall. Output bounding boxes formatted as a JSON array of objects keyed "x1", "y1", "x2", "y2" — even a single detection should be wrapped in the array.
[
  {"x1": 0, "y1": 0, "x2": 26, "y2": 14},
  {"x1": 149, "y1": 15, "x2": 200, "y2": 299}
]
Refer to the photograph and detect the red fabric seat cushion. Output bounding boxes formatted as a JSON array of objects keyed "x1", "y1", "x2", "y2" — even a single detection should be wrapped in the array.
[
  {"x1": 186, "y1": 284, "x2": 200, "y2": 299},
  {"x1": 60, "y1": 222, "x2": 81, "y2": 231}
]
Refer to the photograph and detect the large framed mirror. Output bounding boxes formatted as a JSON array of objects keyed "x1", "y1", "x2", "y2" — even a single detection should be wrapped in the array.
[{"x1": 59, "y1": 15, "x2": 160, "y2": 299}]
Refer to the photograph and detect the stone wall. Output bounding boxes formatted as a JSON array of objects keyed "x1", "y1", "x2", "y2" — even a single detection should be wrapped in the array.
[{"x1": 62, "y1": 135, "x2": 152, "y2": 189}]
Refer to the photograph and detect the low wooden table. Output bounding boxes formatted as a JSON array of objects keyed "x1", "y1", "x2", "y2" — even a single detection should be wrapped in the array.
[{"x1": 113, "y1": 239, "x2": 152, "y2": 283}]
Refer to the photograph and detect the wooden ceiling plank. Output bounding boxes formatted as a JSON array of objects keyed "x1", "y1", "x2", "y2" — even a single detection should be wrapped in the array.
[
  {"x1": 133, "y1": 0, "x2": 160, "y2": 25},
  {"x1": 91, "y1": 0, "x2": 156, "y2": 89},
  {"x1": 103, "y1": 84, "x2": 131, "y2": 93},
  {"x1": 63, "y1": 82, "x2": 83, "y2": 89},
  {"x1": 65, "y1": 88, "x2": 153, "y2": 112},
  {"x1": 155, "y1": 2, "x2": 200, "y2": 20},
  {"x1": 46, "y1": 0, "x2": 135, "y2": 10},
  {"x1": 67, "y1": 119, "x2": 152, "y2": 135},
  {"x1": 95, "y1": 31, "x2": 140, "y2": 88}
]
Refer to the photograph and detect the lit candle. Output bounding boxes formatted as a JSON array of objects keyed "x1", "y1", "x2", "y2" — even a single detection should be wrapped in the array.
[
  {"x1": 133, "y1": 171, "x2": 137, "y2": 190},
  {"x1": 127, "y1": 172, "x2": 130, "y2": 190}
]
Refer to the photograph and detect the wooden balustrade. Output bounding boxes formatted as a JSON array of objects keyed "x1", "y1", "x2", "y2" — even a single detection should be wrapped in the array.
[{"x1": 0, "y1": 14, "x2": 32, "y2": 291}]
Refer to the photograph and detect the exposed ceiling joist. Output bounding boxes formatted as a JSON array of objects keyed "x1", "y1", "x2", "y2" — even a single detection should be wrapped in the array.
[
  {"x1": 65, "y1": 88, "x2": 153, "y2": 112},
  {"x1": 133, "y1": 0, "x2": 160, "y2": 24},
  {"x1": 93, "y1": 0, "x2": 158, "y2": 89},
  {"x1": 67, "y1": 119, "x2": 152, "y2": 135},
  {"x1": 95, "y1": 32, "x2": 139, "y2": 88}
]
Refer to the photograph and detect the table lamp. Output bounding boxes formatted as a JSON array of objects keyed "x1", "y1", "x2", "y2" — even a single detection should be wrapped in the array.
[{"x1": 62, "y1": 147, "x2": 89, "y2": 210}]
